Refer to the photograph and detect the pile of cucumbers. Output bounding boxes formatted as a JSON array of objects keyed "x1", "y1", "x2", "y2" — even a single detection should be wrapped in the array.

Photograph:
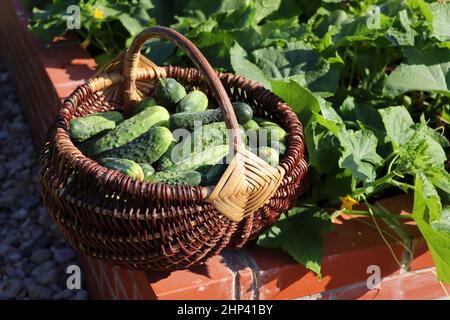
[{"x1": 69, "y1": 78, "x2": 287, "y2": 186}]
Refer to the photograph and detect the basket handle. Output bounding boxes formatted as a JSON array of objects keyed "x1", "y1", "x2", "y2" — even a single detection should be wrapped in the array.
[{"x1": 122, "y1": 26, "x2": 242, "y2": 147}]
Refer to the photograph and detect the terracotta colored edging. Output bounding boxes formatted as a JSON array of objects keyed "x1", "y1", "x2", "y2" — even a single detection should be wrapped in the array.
[{"x1": 1, "y1": 0, "x2": 448, "y2": 300}]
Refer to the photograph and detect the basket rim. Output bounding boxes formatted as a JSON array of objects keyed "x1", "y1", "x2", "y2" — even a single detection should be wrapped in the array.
[{"x1": 52, "y1": 65, "x2": 306, "y2": 203}]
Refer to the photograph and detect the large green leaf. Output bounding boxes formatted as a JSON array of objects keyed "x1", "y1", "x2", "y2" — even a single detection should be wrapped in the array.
[
  {"x1": 257, "y1": 17, "x2": 309, "y2": 47},
  {"x1": 257, "y1": 205, "x2": 333, "y2": 276},
  {"x1": 191, "y1": 30, "x2": 235, "y2": 69},
  {"x1": 332, "y1": 14, "x2": 393, "y2": 45},
  {"x1": 184, "y1": 0, "x2": 245, "y2": 15},
  {"x1": 305, "y1": 121, "x2": 341, "y2": 174},
  {"x1": 221, "y1": 4, "x2": 256, "y2": 30},
  {"x1": 230, "y1": 42, "x2": 271, "y2": 88},
  {"x1": 379, "y1": 105, "x2": 415, "y2": 149},
  {"x1": 338, "y1": 130, "x2": 383, "y2": 183},
  {"x1": 270, "y1": 78, "x2": 322, "y2": 125},
  {"x1": 386, "y1": 9, "x2": 415, "y2": 46},
  {"x1": 428, "y1": 2, "x2": 450, "y2": 42},
  {"x1": 384, "y1": 47, "x2": 450, "y2": 97},
  {"x1": 413, "y1": 174, "x2": 450, "y2": 283},
  {"x1": 252, "y1": 42, "x2": 339, "y2": 95},
  {"x1": 253, "y1": 0, "x2": 282, "y2": 24},
  {"x1": 231, "y1": 41, "x2": 339, "y2": 96},
  {"x1": 118, "y1": 14, "x2": 144, "y2": 36}
]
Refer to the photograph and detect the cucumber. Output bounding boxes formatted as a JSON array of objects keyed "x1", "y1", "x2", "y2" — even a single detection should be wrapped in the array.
[
  {"x1": 146, "y1": 170, "x2": 202, "y2": 186},
  {"x1": 253, "y1": 147, "x2": 279, "y2": 167},
  {"x1": 100, "y1": 158, "x2": 144, "y2": 181},
  {"x1": 169, "y1": 109, "x2": 219, "y2": 131},
  {"x1": 270, "y1": 141, "x2": 286, "y2": 155},
  {"x1": 204, "y1": 162, "x2": 228, "y2": 185},
  {"x1": 78, "y1": 133, "x2": 105, "y2": 156},
  {"x1": 254, "y1": 117, "x2": 287, "y2": 143},
  {"x1": 155, "y1": 78, "x2": 186, "y2": 108},
  {"x1": 232, "y1": 102, "x2": 253, "y2": 125},
  {"x1": 176, "y1": 90, "x2": 208, "y2": 113},
  {"x1": 154, "y1": 142, "x2": 175, "y2": 171},
  {"x1": 88, "y1": 106, "x2": 170, "y2": 155},
  {"x1": 253, "y1": 117, "x2": 278, "y2": 128},
  {"x1": 257, "y1": 125, "x2": 287, "y2": 145},
  {"x1": 69, "y1": 111, "x2": 123, "y2": 142},
  {"x1": 165, "y1": 144, "x2": 229, "y2": 173},
  {"x1": 139, "y1": 163, "x2": 155, "y2": 182},
  {"x1": 243, "y1": 120, "x2": 260, "y2": 150},
  {"x1": 97, "y1": 126, "x2": 174, "y2": 164},
  {"x1": 133, "y1": 98, "x2": 157, "y2": 115},
  {"x1": 243, "y1": 119, "x2": 259, "y2": 131},
  {"x1": 169, "y1": 102, "x2": 253, "y2": 131}
]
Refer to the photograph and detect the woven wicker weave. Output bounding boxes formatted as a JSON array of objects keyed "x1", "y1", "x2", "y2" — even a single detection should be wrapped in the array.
[{"x1": 39, "y1": 27, "x2": 308, "y2": 271}]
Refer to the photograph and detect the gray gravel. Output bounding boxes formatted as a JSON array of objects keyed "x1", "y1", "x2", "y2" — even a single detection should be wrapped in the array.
[{"x1": 0, "y1": 63, "x2": 88, "y2": 300}]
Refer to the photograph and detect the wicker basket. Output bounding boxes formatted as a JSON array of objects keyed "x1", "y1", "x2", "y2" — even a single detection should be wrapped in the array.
[{"x1": 39, "y1": 27, "x2": 308, "y2": 271}]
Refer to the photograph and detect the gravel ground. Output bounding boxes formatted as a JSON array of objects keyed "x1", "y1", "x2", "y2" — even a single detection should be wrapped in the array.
[{"x1": 0, "y1": 62, "x2": 88, "y2": 300}]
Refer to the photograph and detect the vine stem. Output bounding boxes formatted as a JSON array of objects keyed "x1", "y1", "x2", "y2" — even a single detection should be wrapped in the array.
[
  {"x1": 347, "y1": 46, "x2": 357, "y2": 90},
  {"x1": 389, "y1": 180, "x2": 415, "y2": 190},
  {"x1": 362, "y1": 196, "x2": 404, "y2": 269},
  {"x1": 331, "y1": 209, "x2": 414, "y2": 257}
]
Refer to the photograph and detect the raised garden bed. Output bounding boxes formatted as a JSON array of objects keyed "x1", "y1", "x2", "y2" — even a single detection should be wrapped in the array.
[{"x1": 1, "y1": 0, "x2": 449, "y2": 300}]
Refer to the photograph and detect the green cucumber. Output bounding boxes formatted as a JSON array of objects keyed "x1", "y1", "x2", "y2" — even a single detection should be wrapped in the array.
[
  {"x1": 154, "y1": 142, "x2": 175, "y2": 171},
  {"x1": 243, "y1": 119, "x2": 259, "y2": 131},
  {"x1": 97, "y1": 126, "x2": 174, "y2": 164},
  {"x1": 69, "y1": 111, "x2": 123, "y2": 142},
  {"x1": 88, "y1": 106, "x2": 170, "y2": 155},
  {"x1": 176, "y1": 90, "x2": 208, "y2": 113},
  {"x1": 133, "y1": 98, "x2": 157, "y2": 115},
  {"x1": 139, "y1": 163, "x2": 155, "y2": 182},
  {"x1": 165, "y1": 144, "x2": 229, "y2": 173},
  {"x1": 253, "y1": 117, "x2": 278, "y2": 128},
  {"x1": 204, "y1": 162, "x2": 228, "y2": 185},
  {"x1": 146, "y1": 170, "x2": 202, "y2": 186},
  {"x1": 253, "y1": 147, "x2": 279, "y2": 167},
  {"x1": 169, "y1": 102, "x2": 253, "y2": 131},
  {"x1": 232, "y1": 102, "x2": 253, "y2": 125},
  {"x1": 243, "y1": 120, "x2": 260, "y2": 150},
  {"x1": 173, "y1": 122, "x2": 247, "y2": 160},
  {"x1": 270, "y1": 141, "x2": 286, "y2": 155},
  {"x1": 100, "y1": 158, "x2": 144, "y2": 181},
  {"x1": 155, "y1": 78, "x2": 186, "y2": 107},
  {"x1": 257, "y1": 125, "x2": 287, "y2": 145},
  {"x1": 78, "y1": 133, "x2": 104, "y2": 156}
]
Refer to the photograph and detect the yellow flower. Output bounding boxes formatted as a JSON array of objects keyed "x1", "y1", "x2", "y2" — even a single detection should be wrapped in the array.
[
  {"x1": 93, "y1": 7, "x2": 104, "y2": 20},
  {"x1": 339, "y1": 195, "x2": 358, "y2": 211},
  {"x1": 81, "y1": 38, "x2": 90, "y2": 50}
]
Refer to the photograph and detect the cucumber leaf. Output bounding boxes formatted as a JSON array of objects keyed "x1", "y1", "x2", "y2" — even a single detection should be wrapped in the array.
[
  {"x1": 379, "y1": 105, "x2": 415, "y2": 148},
  {"x1": 257, "y1": 205, "x2": 333, "y2": 277},
  {"x1": 428, "y1": 2, "x2": 450, "y2": 42},
  {"x1": 413, "y1": 174, "x2": 450, "y2": 283},
  {"x1": 230, "y1": 42, "x2": 271, "y2": 88},
  {"x1": 305, "y1": 122, "x2": 341, "y2": 174},
  {"x1": 384, "y1": 47, "x2": 450, "y2": 97},
  {"x1": 338, "y1": 130, "x2": 383, "y2": 183},
  {"x1": 270, "y1": 78, "x2": 322, "y2": 125}
]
